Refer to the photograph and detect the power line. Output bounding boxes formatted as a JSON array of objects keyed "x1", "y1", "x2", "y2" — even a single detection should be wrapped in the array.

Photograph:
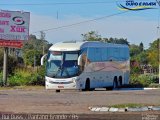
[
  {"x1": 32, "y1": 11, "x2": 129, "y2": 34},
  {"x1": 0, "y1": 0, "x2": 153, "y2": 6},
  {"x1": 0, "y1": 1, "x2": 120, "y2": 6}
]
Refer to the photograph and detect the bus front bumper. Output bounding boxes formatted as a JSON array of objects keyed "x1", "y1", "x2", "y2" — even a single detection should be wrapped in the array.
[{"x1": 45, "y1": 77, "x2": 77, "y2": 90}]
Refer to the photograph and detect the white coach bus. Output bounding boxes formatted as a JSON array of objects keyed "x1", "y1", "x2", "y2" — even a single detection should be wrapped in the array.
[{"x1": 41, "y1": 41, "x2": 130, "y2": 91}]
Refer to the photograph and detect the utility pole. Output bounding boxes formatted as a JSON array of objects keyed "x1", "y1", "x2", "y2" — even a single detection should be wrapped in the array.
[
  {"x1": 40, "y1": 31, "x2": 46, "y2": 55},
  {"x1": 158, "y1": 25, "x2": 160, "y2": 84},
  {"x1": 3, "y1": 47, "x2": 8, "y2": 86},
  {"x1": 156, "y1": 0, "x2": 160, "y2": 84}
]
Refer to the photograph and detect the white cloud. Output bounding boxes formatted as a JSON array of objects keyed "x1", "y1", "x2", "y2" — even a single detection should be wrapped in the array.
[{"x1": 30, "y1": 13, "x2": 158, "y2": 48}]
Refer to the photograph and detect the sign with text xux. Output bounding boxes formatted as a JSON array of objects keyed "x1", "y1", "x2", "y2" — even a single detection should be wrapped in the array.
[{"x1": 0, "y1": 10, "x2": 30, "y2": 48}]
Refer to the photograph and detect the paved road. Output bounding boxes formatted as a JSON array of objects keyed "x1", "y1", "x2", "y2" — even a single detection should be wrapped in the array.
[{"x1": 0, "y1": 89, "x2": 160, "y2": 114}]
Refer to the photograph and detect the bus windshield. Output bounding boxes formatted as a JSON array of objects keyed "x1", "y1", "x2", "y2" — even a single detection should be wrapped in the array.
[{"x1": 46, "y1": 51, "x2": 79, "y2": 78}]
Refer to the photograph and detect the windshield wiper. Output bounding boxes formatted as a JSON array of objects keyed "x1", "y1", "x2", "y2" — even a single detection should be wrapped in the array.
[
  {"x1": 54, "y1": 67, "x2": 62, "y2": 77},
  {"x1": 63, "y1": 67, "x2": 70, "y2": 77}
]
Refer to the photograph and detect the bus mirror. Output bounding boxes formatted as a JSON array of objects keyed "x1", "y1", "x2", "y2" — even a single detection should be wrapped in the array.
[
  {"x1": 41, "y1": 54, "x2": 47, "y2": 66},
  {"x1": 78, "y1": 54, "x2": 82, "y2": 66}
]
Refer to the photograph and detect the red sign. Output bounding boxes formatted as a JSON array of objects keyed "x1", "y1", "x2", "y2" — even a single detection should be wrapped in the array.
[{"x1": 0, "y1": 40, "x2": 23, "y2": 48}]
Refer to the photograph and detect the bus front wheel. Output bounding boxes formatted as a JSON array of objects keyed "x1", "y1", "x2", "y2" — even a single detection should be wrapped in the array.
[{"x1": 56, "y1": 90, "x2": 60, "y2": 92}]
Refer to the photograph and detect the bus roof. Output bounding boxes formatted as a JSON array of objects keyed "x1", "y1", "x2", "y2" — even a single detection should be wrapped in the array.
[
  {"x1": 49, "y1": 41, "x2": 128, "y2": 51},
  {"x1": 49, "y1": 41, "x2": 85, "y2": 51}
]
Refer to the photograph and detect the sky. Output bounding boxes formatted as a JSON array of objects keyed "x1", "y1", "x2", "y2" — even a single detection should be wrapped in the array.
[{"x1": 0, "y1": 0, "x2": 159, "y2": 48}]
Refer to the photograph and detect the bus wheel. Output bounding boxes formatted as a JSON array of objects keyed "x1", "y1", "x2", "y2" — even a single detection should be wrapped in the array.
[
  {"x1": 85, "y1": 79, "x2": 90, "y2": 91},
  {"x1": 90, "y1": 88, "x2": 95, "y2": 91},
  {"x1": 113, "y1": 77, "x2": 118, "y2": 89},
  {"x1": 56, "y1": 89, "x2": 60, "y2": 92},
  {"x1": 118, "y1": 76, "x2": 122, "y2": 88},
  {"x1": 106, "y1": 87, "x2": 113, "y2": 91}
]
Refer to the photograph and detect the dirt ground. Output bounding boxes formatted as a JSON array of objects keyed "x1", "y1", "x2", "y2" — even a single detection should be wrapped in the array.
[{"x1": 0, "y1": 88, "x2": 160, "y2": 120}]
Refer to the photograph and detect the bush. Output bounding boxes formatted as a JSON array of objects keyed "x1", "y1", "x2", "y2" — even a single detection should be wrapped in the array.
[
  {"x1": 110, "y1": 103, "x2": 144, "y2": 108},
  {"x1": 28, "y1": 66, "x2": 45, "y2": 85},
  {"x1": 8, "y1": 67, "x2": 45, "y2": 86},
  {"x1": 8, "y1": 68, "x2": 31, "y2": 86},
  {"x1": 0, "y1": 48, "x2": 18, "y2": 74},
  {"x1": 149, "y1": 83, "x2": 160, "y2": 88},
  {"x1": 130, "y1": 66, "x2": 142, "y2": 74},
  {"x1": 8, "y1": 55, "x2": 18, "y2": 74},
  {"x1": 130, "y1": 74, "x2": 159, "y2": 87}
]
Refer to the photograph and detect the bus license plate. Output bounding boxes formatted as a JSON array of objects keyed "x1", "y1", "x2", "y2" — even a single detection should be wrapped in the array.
[{"x1": 58, "y1": 86, "x2": 64, "y2": 88}]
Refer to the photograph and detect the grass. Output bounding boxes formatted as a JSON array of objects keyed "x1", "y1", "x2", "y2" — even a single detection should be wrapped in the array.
[
  {"x1": 0, "y1": 86, "x2": 44, "y2": 90},
  {"x1": 110, "y1": 103, "x2": 145, "y2": 108},
  {"x1": 130, "y1": 74, "x2": 159, "y2": 87},
  {"x1": 7, "y1": 67, "x2": 45, "y2": 86},
  {"x1": 149, "y1": 83, "x2": 160, "y2": 88}
]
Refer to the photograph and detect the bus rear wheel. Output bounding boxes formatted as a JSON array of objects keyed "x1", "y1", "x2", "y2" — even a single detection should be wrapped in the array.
[
  {"x1": 118, "y1": 76, "x2": 122, "y2": 88},
  {"x1": 85, "y1": 79, "x2": 90, "y2": 91},
  {"x1": 113, "y1": 77, "x2": 118, "y2": 89}
]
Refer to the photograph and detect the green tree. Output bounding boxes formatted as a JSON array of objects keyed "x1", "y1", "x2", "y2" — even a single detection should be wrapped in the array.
[
  {"x1": 129, "y1": 44, "x2": 141, "y2": 57},
  {"x1": 22, "y1": 33, "x2": 50, "y2": 66},
  {"x1": 139, "y1": 42, "x2": 144, "y2": 52},
  {"x1": 147, "y1": 39, "x2": 159, "y2": 69},
  {"x1": 103, "y1": 37, "x2": 129, "y2": 45},
  {"x1": 81, "y1": 31, "x2": 102, "y2": 41},
  {"x1": 23, "y1": 50, "x2": 41, "y2": 66},
  {"x1": 23, "y1": 34, "x2": 49, "y2": 53},
  {"x1": 129, "y1": 44, "x2": 143, "y2": 74},
  {"x1": 29, "y1": 34, "x2": 37, "y2": 40},
  {"x1": 136, "y1": 51, "x2": 148, "y2": 64},
  {"x1": 81, "y1": 31, "x2": 129, "y2": 46}
]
